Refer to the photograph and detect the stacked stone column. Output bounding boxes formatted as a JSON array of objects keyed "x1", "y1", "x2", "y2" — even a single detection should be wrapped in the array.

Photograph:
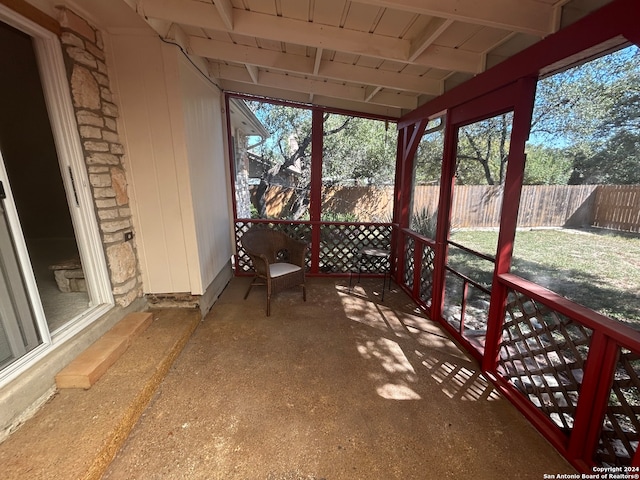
[{"x1": 57, "y1": 7, "x2": 142, "y2": 308}]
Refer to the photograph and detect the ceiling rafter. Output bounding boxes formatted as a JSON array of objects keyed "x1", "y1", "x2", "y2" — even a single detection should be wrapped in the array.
[
  {"x1": 245, "y1": 64, "x2": 259, "y2": 83},
  {"x1": 189, "y1": 36, "x2": 442, "y2": 95},
  {"x1": 354, "y1": 0, "x2": 555, "y2": 36},
  {"x1": 209, "y1": 62, "x2": 418, "y2": 110},
  {"x1": 139, "y1": 0, "x2": 481, "y2": 73},
  {"x1": 313, "y1": 48, "x2": 323, "y2": 76},
  {"x1": 213, "y1": 0, "x2": 233, "y2": 30},
  {"x1": 409, "y1": 18, "x2": 454, "y2": 62}
]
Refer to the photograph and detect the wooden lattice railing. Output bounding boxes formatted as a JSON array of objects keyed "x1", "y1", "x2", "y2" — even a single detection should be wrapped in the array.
[
  {"x1": 498, "y1": 290, "x2": 592, "y2": 434},
  {"x1": 595, "y1": 348, "x2": 640, "y2": 466},
  {"x1": 235, "y1": 220, "x2": 392, "y2": 276},
  {"x1": 495, "y1": 274, "x2": 640, "y2": 469}
]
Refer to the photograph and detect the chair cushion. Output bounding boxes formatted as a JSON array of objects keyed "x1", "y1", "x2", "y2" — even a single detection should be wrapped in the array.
[{"x1": 269, "y1": 262, "x2": 302, "y2": 278}]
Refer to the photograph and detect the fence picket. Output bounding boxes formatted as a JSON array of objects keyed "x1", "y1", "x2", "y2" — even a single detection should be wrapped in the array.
[{"x1": 251, "y1": 184, "x2": 639, "y2": 233}]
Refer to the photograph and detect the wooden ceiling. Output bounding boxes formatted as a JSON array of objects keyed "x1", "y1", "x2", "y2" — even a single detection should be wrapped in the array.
[{"x1": 120, "y1": 0, "x2": 613, "y2": 117}]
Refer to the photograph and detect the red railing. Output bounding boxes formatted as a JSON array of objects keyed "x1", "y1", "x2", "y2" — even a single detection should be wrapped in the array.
[
  {"x1": 489, "y1": 274, "x2": 640, "y2": 471},
  {"x1": 395, "y1": 228, "x2": 640, "y2": 471}
]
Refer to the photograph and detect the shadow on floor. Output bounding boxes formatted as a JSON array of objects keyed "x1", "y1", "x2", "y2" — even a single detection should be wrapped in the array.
[{"x1": 103, "y1": 277, "x2": 574, "y2": 480}]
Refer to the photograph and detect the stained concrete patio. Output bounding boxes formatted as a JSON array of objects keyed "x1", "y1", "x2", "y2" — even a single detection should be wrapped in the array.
[{"x1": 1, "y1": 277, "x2": 576, "y2": 479}]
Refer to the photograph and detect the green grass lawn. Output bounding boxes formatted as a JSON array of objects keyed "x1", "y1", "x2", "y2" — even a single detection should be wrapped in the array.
[{"x1": 448, "y1": 227, "x2": 640, "y2": 327}]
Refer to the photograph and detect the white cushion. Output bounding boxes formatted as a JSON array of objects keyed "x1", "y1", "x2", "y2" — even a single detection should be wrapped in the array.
[{"x1": 269, "y1": 262, "x2": 301, "y2": 278}]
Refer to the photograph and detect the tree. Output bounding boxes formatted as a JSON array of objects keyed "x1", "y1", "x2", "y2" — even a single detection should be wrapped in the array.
[
  {"x1": 322, "y1": 114, "x2": 395, "y2": 186},
  {"x1": 413, "y1": 125, "x2": 445, "y2": 185},
  {"x1": 532, "y1": 45, "x2": 640, "y2": 184},
  {"x1": 450, "y1": 44, "x2": 640, "y2": 186},
  {"x1": 248, "y1": 101, "x2": 396, "y2": 220},
  {"x1": 523, "y1": 145, "x2": 573, "y2": 185},
  {"x1": 568, "y1": 131, "x2": 640, "y2": 184},
  {"x1": 251, "y1": 103, "x2": 313, "y2": 219},
  {"x1": 456, "y1": 113, "x2": 512, "y2": 185}
]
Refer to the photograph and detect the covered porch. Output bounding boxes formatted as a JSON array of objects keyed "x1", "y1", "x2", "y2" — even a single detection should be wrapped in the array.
[{"x1": 0, "y1": 0, "x2": 638, "y2": 477}]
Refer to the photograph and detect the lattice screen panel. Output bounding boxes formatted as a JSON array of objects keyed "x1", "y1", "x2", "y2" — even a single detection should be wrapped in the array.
[
  {"x1": 497, "y1": 289, "x2": 592, "y2": 435},
  {"x1": 594, "y1": 348, "x2": 640, "y2": 466},
  {"x1": 320, "y1": 223, "x2": 392, "y2": 273},
  {"x1": 419, "y1": 245, "x2": 435, "y2": 305},
  {"x1": 404, "y1": 236, "x2": 415, "y2": 290}
]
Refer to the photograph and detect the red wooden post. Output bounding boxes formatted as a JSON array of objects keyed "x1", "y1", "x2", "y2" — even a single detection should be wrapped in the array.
[
  {"x1": 482, "y1": 76, "x2": 538, "y2": 373},
  {"x1": 394, "y1": 121, "x2": 428, "y2": 290},
  {"x1": 392, "y1": 126, "x2": 409, "y2": 284},
  {"x1": 309, "y1": 108, "x2": 324, "y2": 274},
  {"x1": 431, "y1": 113, "x2": 457, "y2": 322},
  {"x1": 568, "y1": 332, "x2": 619, "y2": 465}
]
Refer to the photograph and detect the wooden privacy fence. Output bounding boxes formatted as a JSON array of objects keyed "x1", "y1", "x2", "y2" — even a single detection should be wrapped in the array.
[
  {"x1": 592, "y1": 185, "x2": 640, "y2": 233},
  {"x1": 450, "y1": 184, "x2": 597, "y2": 228},
  {"x1": 252, "y1": 184, "x2": 640, "y2": 232}
]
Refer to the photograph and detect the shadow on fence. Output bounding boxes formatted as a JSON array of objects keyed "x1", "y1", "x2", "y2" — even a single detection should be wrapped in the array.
[{"x1": 250, "y1": 184, "x2": 640, "y2": 233}]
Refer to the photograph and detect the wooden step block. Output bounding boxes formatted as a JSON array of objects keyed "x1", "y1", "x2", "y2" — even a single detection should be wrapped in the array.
[{"x1": 55, "y1": 312, "x2": 153, "y2": 389}]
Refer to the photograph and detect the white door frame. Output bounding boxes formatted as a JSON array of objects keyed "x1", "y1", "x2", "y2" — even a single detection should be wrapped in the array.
[{"x1": 0, "y1": 5, "x2": 114, "y2": 385}]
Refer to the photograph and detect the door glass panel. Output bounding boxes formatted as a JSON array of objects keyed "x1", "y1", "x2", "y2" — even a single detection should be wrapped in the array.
[
  {"x1": 444, "y1": 112, "x2": 513, "y2": 349},
  {"x1": 0, "y1": 195, "x2": 40, "y2": 369}
]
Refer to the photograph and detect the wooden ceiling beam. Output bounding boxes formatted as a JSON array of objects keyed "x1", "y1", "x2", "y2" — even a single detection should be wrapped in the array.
[
  {"x1": 143, "y1": 0, "x2": 481, "y2": 72},
  {"x1": 355, "y1": 0, "x2": 554, "y2": 36},
  {"x1": 190, "y1": 36, "x2": 443, "y2": 94},
  {"x1": 210, "y1": 62, "x2": 419, "y2": 110},
  {"x1": 213, "y1": 0, "x2": 233, "y2": 30}
]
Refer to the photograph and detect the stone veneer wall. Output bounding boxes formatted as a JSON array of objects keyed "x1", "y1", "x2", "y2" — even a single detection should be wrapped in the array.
[{"x1": 56, "y1": 7, "x2": 143, "y2": 308}]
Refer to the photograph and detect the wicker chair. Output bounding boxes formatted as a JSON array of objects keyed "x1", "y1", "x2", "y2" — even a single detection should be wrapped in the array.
[{"x1": 241, "y1": 228, "x2": 307, "y2": 316}]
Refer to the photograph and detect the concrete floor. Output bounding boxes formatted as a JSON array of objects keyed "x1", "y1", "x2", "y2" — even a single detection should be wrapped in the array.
[
  {"x1": 100, "y1": 277, "x2": 575, "y2": 480},
  {"x1": 0, "y1": 275, "x2": 577, "y2": 479}
]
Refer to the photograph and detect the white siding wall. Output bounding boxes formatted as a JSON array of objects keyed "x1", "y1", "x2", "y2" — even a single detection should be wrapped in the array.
[
  {"x1": 177, "y1": 55, "x2": 232, "y2": 294},
  {"x1": 108, "y1": 33, "x2": 230, "y2": 295}
]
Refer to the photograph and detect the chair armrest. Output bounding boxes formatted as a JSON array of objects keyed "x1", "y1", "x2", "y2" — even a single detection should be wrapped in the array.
[{"x1": 247, "y1": 252, "x2": 271, "y2": 278}]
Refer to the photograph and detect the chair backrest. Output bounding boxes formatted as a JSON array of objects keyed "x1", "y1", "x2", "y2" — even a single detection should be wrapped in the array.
[{"x1": 241, "y1": 228, "x2": 295, "y2": 264}]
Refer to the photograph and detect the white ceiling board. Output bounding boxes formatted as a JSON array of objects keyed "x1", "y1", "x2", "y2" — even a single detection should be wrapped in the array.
[{"x1": 115, "y1": 0, "x2": 618, "y2": 117}]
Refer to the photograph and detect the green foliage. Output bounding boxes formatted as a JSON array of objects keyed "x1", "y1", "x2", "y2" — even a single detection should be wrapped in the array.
[
  {"x1": 410, "y1": 206, "x2": 438, "y2": 239},
  {"x1": 451, "y1": 45, "x2": 640, "y2": 186},
  {"x1": 568, "y1": 131, "x2": 640, "y2": 184},
  {"x1": 531, "y1": 45, "x2": 640, "y2": 185},
  {"x1": 523, "y1": 145, "x2": 573, "y2": 185},
  {"x1": 413, "y1": 127, "x2": 444, "y2": 185},
  {"x1": 321, "y1": 211, "x2": 358, "y2": 223},
  {"x1": 246, "y1": 99, "x2": 398, "y2": 220},
  {"x1": 322, "y1": 114, "x2": 396, "y2": 186}
]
